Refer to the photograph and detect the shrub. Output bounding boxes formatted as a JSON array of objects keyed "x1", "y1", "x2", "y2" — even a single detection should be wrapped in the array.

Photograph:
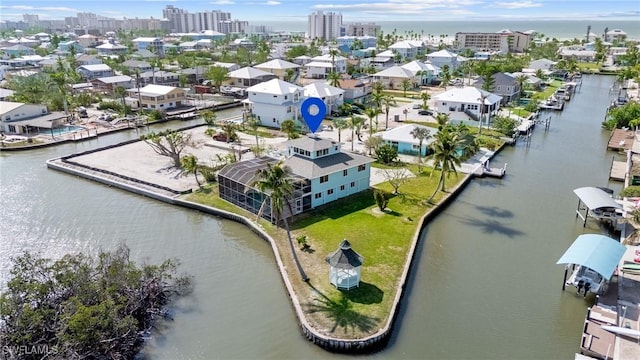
[
  {"x1": 200, "y1": 166, "x2": 217, "y2": 183},
  {"x1": 97, "y1": 101, "x2": 122, "y2": 111},
  {"x1": 373, "y1": 189, "x2": 389, "y2": 211},
  {"x1": 475, "y1": 135, "x2": 502, "y2": 151},
  {"x1": 375, "y1": 144, "x2": 398, "y2": 164},
  {"x1": 620, "y1": 186, "x2": 640, "y2": 198}
]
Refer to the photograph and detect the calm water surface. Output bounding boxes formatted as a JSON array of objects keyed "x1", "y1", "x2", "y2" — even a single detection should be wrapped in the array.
[{"x1": 0, "y1": 75, "x2": 621, "y2": 359}]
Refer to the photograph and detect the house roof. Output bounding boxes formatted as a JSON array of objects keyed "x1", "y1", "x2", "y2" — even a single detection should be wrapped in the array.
[
  {"x1": 312, "y1": 54, "x2": 348, "y2": 62},
  {"x1": 247, "y1": 78, "x2": 302, "y2": 95},
  {"x1": 96, "y1": 43, "x2": 127, "y2": 50},
  {"x1": 228, "y1": 66, "x2": 272, "y2": 79},
  {"x1": 218, "y1": 156, "x2": 279, "y2": 187},
  {"x1": 132, "y1": 49, "x2": 157, "y2": 58},
  {"x1": 326, "y1": 239, "x2": 363, "y2": 269},
  {"x1": 285, "y1": 136, "x2": 337, "y2": 152},
  {"x1": 474, "y1": 72, "x2": 517, "y2": 87},
  {"x1": 78, "y1": 64, "x2": 112, "y2": 72},
  {"x1": 93, "y1": 75, "x2": 133, "y2": 84},
  {"x1": 389, "y1": 40, "x2": 419, "y2": 49},
  {"x1": 122, "y1": 60, "x2": 151, "y2": 68},
  {"x1": 434, "y1": 87, "x2": 502, "y2": 105},
  {"x1": 303, "y1": 82, "x2": 344, "y2": 98},
  {"x1": 255, "y1": 59, "x2": 300, "y2": 70},
  {"x1": 379, "y1": 124, "x2": 436, "y2": 146},
  {"x1": 283, "y1": 150, "x2": 372, "y2": 179},
  {"x1": 0, "y1": 101, "x2": 25, "y2": 115},
  {"x1": 212, "y1": 62, "x2": 239, "y2": 70},
  {"x1": 139, "y1": 70, "x2": 178, "y2": 78},
  {"x1": 305, "y1": 61, "x2": 334, "y2": 68},
  {"x1": 132, "y1": 37, "x2": 162, "y2": 42},
  {"x1": 573, "y1": 187, "x2": 622, "y2": 211},
  {"x1": 427, "y1": 49, "x2": 457, "y2": 58},
  {"x1": 373, "y1": 66, "x2": 415, "y2": 79},
  {"x1": 3, "y1": 44, "x2": 33, "y2": 51},
  {"x1": 376, "y1": 50, "x2": 394, "y2": 57},
  {"x1": 137, "y1": 84, "x2": 180, "y2": 96},
  {"x1": 556, "y1": 234, "x2": 626, "y2": 279},
  {"x1": 0, "y1": 88, "x2": 15, "y2": 99}
]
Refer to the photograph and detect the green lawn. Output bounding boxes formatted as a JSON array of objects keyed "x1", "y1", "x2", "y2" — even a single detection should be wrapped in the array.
[
  {"x1": 185, "y1": 162, "x2": 466, "y2": 339},
  {"x1": 532, "y1": 80, "x2": 562, "y2": 101}
]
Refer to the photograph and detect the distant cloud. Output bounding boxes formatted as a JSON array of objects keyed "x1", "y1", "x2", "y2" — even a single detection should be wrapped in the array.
[
  {"x1": 248, "y1": 1, "x2": 280, "y2": 4},
  {"x1": 210, "y1": 0, "x2": 235, "y2": 4},
  {"x1": 492, "y1": 1, "x2": 542, "y2": 9},
  {"x1": 0, "y1": 5, "x2": 81, "y2": 12},
  {"x1": 313, "y1": 1, "x2": 479, "y2": 15}
]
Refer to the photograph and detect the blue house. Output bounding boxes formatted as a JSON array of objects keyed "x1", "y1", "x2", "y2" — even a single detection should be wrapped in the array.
[
  {"x1": 132, "y1": 37, "x2": 164, "y2": 57},
  {"x1": 378, "y1": 124, "x2": 437, "y2": 157},
  {"x1": 217, "y1": 136, "x2": 372, "y2": 223},
  {"x1": 57, "y1": 41, "x2": 84, "y2": 54}
]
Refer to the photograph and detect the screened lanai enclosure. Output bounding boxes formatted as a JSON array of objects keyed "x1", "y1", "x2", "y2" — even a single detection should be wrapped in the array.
[{"x1": 217, "y1": 156, "x2": 312, "y2": 223}]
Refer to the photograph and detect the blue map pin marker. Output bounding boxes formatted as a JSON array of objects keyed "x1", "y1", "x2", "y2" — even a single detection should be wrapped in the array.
[{"x1": 301, "y1": 97, "x2": 326, "y2": 133}]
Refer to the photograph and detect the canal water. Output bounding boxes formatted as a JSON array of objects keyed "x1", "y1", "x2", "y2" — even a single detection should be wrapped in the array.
[{"x1": 0, "y1": 75, "x2": 622, "y2": 359}]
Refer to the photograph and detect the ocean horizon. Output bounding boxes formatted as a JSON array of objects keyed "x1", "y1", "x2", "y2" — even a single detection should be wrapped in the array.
[{"x1": 255, "y1": 20, "x2": 640, "y2": 41}]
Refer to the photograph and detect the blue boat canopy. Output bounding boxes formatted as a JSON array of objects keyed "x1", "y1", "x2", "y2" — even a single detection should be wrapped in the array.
[
  {"x1": 556, "y1": 234, "x2": 626, "y2": 279},
  {"x1": 573, "y1": 187, "x2": 621, "y2": 210}
]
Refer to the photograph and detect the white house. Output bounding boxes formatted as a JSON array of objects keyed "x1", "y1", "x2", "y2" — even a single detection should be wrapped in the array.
[
  {"x1": 308, "y1": 54, "x2": 348, "y2": 74},
  {"x1": 244, "y1": 78, "x2": 304, "y2": 129},
  {"x1": 227, "y1": 67, "x2": 275, "y2": 87},
  {"x1": 0, "y1": 101, "x2": 55, "y2": 134},
  {"x1": 95, "y1": 42, "x2": 128, "y2": 56},
  {"x1": 303, "y1": 82, "x2": 344, "y2": 114},
  {"x1": 254, "y1": 59, "x2": 300, "y2": 80},
  {"x1": 372, "y1": 66, "x2": 415, "y2": 89},
  {"x1": 76, "y1": 64, "x2": 113, "y2": 80},
  {"x1": 401, "y1": 60, "x2": 441, "y2": 85},
  {"x1": 425, "y1": 49, "x2": 466, "y2": 72},
  {"x1": 388, "y1": 40, "x2": 425, "y2": 60},
  {"x1": 433, "y1": 87, "x2": 502, "y2": 121},
  {"x1": 527, "y1": 58, "x2": 557, "y2": 71}
]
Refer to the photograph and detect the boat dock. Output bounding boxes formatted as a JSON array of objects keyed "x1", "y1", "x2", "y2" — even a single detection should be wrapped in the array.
[
  {"x1": 472, "y1": 160, "x2": 506, "y2": 178},
  {"x1": 609, "y1": 156, "x2": 627, "y2": 181},
  {"x1": 607, "y1": 129, "x2": 635, "y2": 152}
]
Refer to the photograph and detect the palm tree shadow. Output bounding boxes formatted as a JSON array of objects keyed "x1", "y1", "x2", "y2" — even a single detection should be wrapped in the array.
[
  {"x1": 304, "y1": 283, "x2": 380, "y2": 334},
  {"x1": 340, "y1": 282, "x2": 383, "y2": 304}
]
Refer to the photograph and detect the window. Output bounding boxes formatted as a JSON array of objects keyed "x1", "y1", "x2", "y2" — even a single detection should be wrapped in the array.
[
  {"x1": 340, "y1": 185, "x2": 345, "y2": 191},
  {"x1": 320, "y1": 175, "x2": 328, "y2": 183},
  {"x1": 350, "y1": 182, "x2": 355, "y2": 187},
  {"x1": 343, "y1": 169, "x2": 348, "y2": 176},
  {"x1": 284, "y1": 95, "x2": 288, "y2": 100},
  {"x1": 358, "y1": 164, "x2": 366, "y2": 172},
  {"x1": 327, "y1": 189, "x2": 334, "y2": 195},
  {"x1": 314, "y1": 193, "x2": 322, "y2": 199}
]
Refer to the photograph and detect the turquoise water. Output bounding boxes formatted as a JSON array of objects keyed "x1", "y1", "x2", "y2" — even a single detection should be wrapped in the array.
[{"x1": 40, "y1": 125, "x2": 85, "y2": 136}]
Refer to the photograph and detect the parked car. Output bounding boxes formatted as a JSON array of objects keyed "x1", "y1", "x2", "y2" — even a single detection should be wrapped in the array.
[
  {"x1": 412, "y1": 103, "x2": 422, "y2": 109},
  {"x1": 418, "y1": 109, "x2": 434, "y2": 116}
]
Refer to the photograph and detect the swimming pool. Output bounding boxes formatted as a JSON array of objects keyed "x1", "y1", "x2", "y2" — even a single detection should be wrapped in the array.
[{"x1": 40, "y1": 125, "x2": 86, "y2": 136}]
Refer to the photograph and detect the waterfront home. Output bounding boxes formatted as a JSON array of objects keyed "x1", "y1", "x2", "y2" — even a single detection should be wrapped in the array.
[
  {"x1": 473, "y1": 72, "x2": 521, "y2": 104},
  {"x1": 557, "y1": 46, "x2": 595, "y2": 62},
  {"x1": 76, "y1": 64, "x2": 114, "y2": 80},
  {"x1": 90, "y1": 75, "x2": 134, "y2": 94},
  {"x1": 401, "y1": 60, "x2": 441, "y2": 86},
  {"x1": 509, "y1": 72, "x2": 542, "y2": 90},
  {"x1": 425, "y1": 49, "x2": 466, "y2": 72},
  {"x1": 377, "y1": 123, "x2": 436, "y2": 156},
  {"x1": 76, "y1": 54, "x2": 102, "y2": 66},
  {"x1": 138, "y1": 70, "x2": 180, "y2": 87},
  {"x1": 326, "y1": 239, "x2": 364, "y2": 290},
  {"x1": 337, "y1": 78, "x2": 372, "y2": 105},
  {"x1": 433, "y1": 87, "x2": 502, "y2": 121},
  {"x1": 1, "y1": 44, "x2": 35, "y2": 57},
  {"x1": 132, "y1": 37, "x2": 164, "y2": 57},
  {"x1": 254, "y1": 59, "x2": 300, "y2": 80},
  {"x1": 122, "y1": 60, "x2": 152, "y2": 73},
  {"x1": 244, "y1": 78, "x2": 304, "y2": 129},
  {"x1": 96, "y1": 42, "x2": 128, "y2": 56},
  {"x1": 128, "y1": 84, "x2": 185, "y2": 110},
  {"x1": 303, "y1": 82, "x2": 344, "y2": 114},
  {"x1": 217, "y1": 136, "x2": 372, "y2": 222},
  {"x1": 0, "y1": 101, "x2": 61, "y2": 134},
  {"x1": 372, "y1": 66, "x2": 416, "y2": 90},
  {"x1": 604, "y1": 29, "x2": 627, "y2": 43},
  {"x1": 227, "y1": 67, "x2": 275, "y2": 87},
  {"x1": 56, "y1": 41, "x2": 84, "y2": 54},
  {"x1": 527, "y1": 58, "x2": 557, "y2": 72}
]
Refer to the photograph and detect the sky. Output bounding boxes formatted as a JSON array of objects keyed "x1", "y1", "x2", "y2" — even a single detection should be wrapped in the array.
[{"x1": 0, "y1": 0, "x2": 639, "y2": 23}]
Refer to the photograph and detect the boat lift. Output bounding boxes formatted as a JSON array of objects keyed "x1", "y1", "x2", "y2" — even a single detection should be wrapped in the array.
[{"x1": 573, "y1": 187, "x2": 623, "y2": 227}]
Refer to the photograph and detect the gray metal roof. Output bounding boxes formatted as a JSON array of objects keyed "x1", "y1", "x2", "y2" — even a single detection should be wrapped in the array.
[
  {"x1": 573, "y1": 187, "x2": 622, "y2": 210},
  {"x1": 283, "y1": 151, "x2": 372, "y2": 179},
  {"x1": 326, "y1": 239, "x2": 363, "y2": 269},
  {"x1": 218, "y1": 156, "x2": 279, "y2": 186},
  {"x1": 284, "y1": 136, "x2": 337, "y2": 152}
]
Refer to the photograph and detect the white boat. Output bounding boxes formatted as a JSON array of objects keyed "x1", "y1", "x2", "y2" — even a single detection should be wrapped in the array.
[
  {"x1": 601, "y1": 325, "x2": 640, "y2": 338},
  {"x1": 566, "y1": 265, "x2": 609, "y2": 295}
]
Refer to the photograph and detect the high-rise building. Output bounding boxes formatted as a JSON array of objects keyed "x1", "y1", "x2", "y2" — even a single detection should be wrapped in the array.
[
  {"x1": 344, "y1": 22, "x2": 380, "y2": 37},
  {"x1": 308, "y1": 11, "x2": 342, "y2": 41},
  {"x1": 22, "y1": 14, "x2": 39, "y2": 26},
  {"x1": 162, "y1": 5, "x2": 232, "y2": 33}
]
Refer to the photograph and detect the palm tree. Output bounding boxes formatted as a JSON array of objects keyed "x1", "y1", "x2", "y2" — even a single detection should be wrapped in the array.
[
  {"x1": 515, "y1": 74, "x2": 528, "y2": 99},
  {"x1": 435, "y1": 113, "x2": 450, "y2": 130},
  {"x1": 247, "y1": 114, "x2": 261, "y2": 149},
  {"x1": 250, "y1": 161, "x2": 308, "y2": 281},
  {"x1": 400, "y1": 78, "x2": 412, "y2": 97},
  {"x1": 420, "y1": 91, "x2": 430, "y2": 109},
  {"x1": 480, "y1": 73, "x2": 495, "y2": 92},
  {"x1": 180, "y1": 154, "x2": 201, "y2": 187},
  {"x1": 327, "y1": 71, "x2": 341, "y2": 88},
  {"x1": 205, "y1": 66, "x2": 229, "y2": 93},
  {"x1": 364, "y1": 107, "x2": 380, "y2": 136},
  {"x1": 280, "y1": 119, "x2": 299, "y2": 139},
  {"x1": 220, "y1": 122, "x2": 238, "y2": 143},
  {"x1": 200, "y1": 109, "x2": 217, "y2": 127},
  {"x1": 49, "y1": 72, "x2": 70, "y2": 115},
  {"x1": 349, "y1": 116, "x2": 365, "y2": 151},
  {"x1": 372, "y1": 81, "x2": 384, "y2": 95},
  {"x1": 427, "y1": 126, "x2": 463, "y2": 202},
  {"x1": 114, "y1": 86, "x2": 128, "y2": 117},
  {"x1": 477, "y1": 92, "x2": 489, "y2": 133},
  {"x1": 333, "y1": 117, "x2": 349, "y2": 143},
  {"x1": 410, "y1": 126, "x2": 432, "y2": 159},
  {"x1": 382, "y1": 95, "x2": 396, "y2": 129}
]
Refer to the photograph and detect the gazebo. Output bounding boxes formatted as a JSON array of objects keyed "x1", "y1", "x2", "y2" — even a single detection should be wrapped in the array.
[{"x1": 325, "y1": 239, "x2": 363, "y2": 290}]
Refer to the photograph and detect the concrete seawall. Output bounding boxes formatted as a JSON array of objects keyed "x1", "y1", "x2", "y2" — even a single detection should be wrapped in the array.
[{"x1": 46, "y1": 141, "x2": 507, "y2": 353}]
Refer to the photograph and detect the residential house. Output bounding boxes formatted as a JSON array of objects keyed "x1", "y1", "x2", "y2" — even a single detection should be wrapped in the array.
[
  {"x1": 227, "y1": 67, "x2": 275, "y2": 87},
  {"x1": 527, "y1": 58, "x2": 557, "y2": 72},
  {"x1": 75, "y1": 54, "x2": 102, "y2": 66},
  {"x1": 1, "y1": 44, "x2": 35, "y2": 57},
  {"x1": 96, "y1": 42, "x2": 128, "y2": 56},
  {"x1": 335, "y1": 36, "x2": 377, "y2": 52},
  {"x1": 244, "y1": 78, "x2": 304, "y2": 129},
  {"x1": 131, "y1": 49, "x2": 157, "y2": 59},
  {"x1": 473, "y1": 72, "x2": 521, "y2": 104},
  {"x1": 377, "y1": 123, "x2": 436, "y2": 157},
  {"x1": 77, "y1": 34, "x2": 98, "y2": 48},
  {"x1": 0, "y1": 101, "x2": 62, "y2": 134},
  {"x1": 604, "y1": 29, "x2": 626, "y2": 43},
  {"x1": 370, "y1": 50, "x2": 395, "y2": 70},
  {"x1": 90, "y1": 75, "x2": 134, "y2": 94},
  {"x1": 122, "y1": 60, "x2": 153, "y2": 73},
  {"x1": 138, "y1": 70, "x2": 180, "y2": 87},
  {"x1": 352, "y1": 47, "x2": 377, "y2": 59},
  {"x1": 217, "y1": 136, "x2": 372, "y2": 221},
  {"x1": 337, "y1": 79, "x2": 372, "y2": 105},
  {"x1": 308, "y1": 54, "x2": 348, "y2": 74},
  {"x1": 254, "y1": 59, "x2": 300, "y2": 80},
  {"x1": 57, "y1": 41, "x2": 84, "y2": 54},
  {"x1": 212, "y1": 62, "x2": 241, "y2": 72},
  {"x1": 128, "y1": 84, "x2": 185, "y2": 110},
  {"x1": 388, "y1": 40, "x2": 425, "y2": 61},
  {"x1": 372, "y1": 66, "x2": 415, "y2": 90},
  {"x1": 76, "y1": 64, "x2": 114, "y2": 80},
  {"x1": 132, "y1": 37, "x2": 164, "y2": 57},
  {"x1": 425, "y1": 49, "x2": 466, "y2": 72},
  {"x1": 433, "y1": 87, "x2": 502, "y2": 121},
  {"x1": 401, "y1": 60, "x2": 441, "y2": 86},
  {"x1": 558, "y1": 46, "x2": 596, "y2": 62},
  {"x1": 509, "y1": 72, "x2": 542, "y2": 90},
  {"x1": 293, "y1": 55, "x2": 312, "y2": 66},
  {"x1": 303, "y1": 82, "x2": 344, "y2": 114},
  {"x1": 176, "y1": 66, "x2": 210, "y2": 85}
]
